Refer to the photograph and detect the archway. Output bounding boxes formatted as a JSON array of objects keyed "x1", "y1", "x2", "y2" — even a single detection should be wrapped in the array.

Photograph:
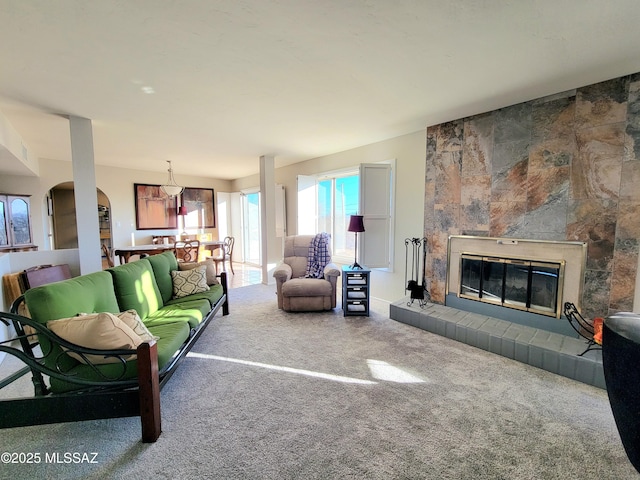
[{"x1": 48, "y1": 182, "x2": 112, "y2": 265}]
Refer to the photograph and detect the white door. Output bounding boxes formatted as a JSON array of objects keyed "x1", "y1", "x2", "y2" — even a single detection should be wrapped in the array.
[{"x1": 242, "y1": 192, "x2": 261, "y2": 266}]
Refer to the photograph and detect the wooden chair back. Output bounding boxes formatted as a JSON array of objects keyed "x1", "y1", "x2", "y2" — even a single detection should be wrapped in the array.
[
  {"x1": 153, "y1": 235, "x2": 176, "y2": 245},
  {"x1": 101, "y1": 243, "x2": 114, "y2": 268},
  {"x1": 23, "y1": 264, "x2": 72, "y2": 289},
  {"x1": 223, "y1": 236, "x2": 235, "y2": 258},
  {"x1": 174, "y1": 240, "x2": 200, "y2": 263}
]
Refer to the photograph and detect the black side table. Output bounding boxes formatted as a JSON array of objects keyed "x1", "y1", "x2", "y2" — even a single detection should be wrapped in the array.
[{"x1": 342, "y1": 265, "x2": 370, "y2": 316}]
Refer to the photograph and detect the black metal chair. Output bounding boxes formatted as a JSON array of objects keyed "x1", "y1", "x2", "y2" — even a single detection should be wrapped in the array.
[{"x1": 563, "y1": 302, "x2": 602, "y2": 356}]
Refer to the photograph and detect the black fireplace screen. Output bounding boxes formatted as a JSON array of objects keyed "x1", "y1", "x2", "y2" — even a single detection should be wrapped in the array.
[{"x1": 459, "y1": 254, "x2": 564, "y2": 318}]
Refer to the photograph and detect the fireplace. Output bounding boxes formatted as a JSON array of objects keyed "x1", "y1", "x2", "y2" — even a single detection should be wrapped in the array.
[
  {"x1": 446, "y1": 236, "x2": 587, "y2": 333},
  {"x1": 459, "y1": 254, "x2": 564, "y2": 318}
]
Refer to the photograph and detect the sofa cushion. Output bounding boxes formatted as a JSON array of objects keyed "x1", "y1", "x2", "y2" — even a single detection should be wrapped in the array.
[
  {"x1": 108, "y1": 259, "x2": 163, "y2": 319},
  {"x1": 23, "y1": 271, "x2": 123, "y2": 374},
  {"x1": 24, "y1": 271, "x2": 120, "y2": 324},
  {"x1": 164, "y1": 283, "x2": 224, "y2": 310},
  {"x1": 179, "y1": 259, "x2": 218, "y2": 285},
  {"x1": 147, "y1": 251, "x2": 179, "y2": 304},
  {"x1": 49, "y1": 320, "x2": 190, "y2": 394},
  {"x1": 145, "y1": 299, "x2": 211, "y2": 328},
  {"x1": 47, "y1": 312, "x2": 142, "y2": 364},
  {"x1": 171, "y1": 266, "x2": 209, "y2": 298}
]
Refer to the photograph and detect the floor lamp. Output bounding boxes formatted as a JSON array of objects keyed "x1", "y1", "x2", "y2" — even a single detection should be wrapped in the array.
[{"x1": 348, "y1": 214, "x2": 365, "y2": 269}]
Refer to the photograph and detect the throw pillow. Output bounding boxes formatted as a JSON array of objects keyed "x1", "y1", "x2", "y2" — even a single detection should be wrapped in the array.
[
  {"x1": 116, "y1": 309, "x2": 159, "y2": 342},
  {"x1": 178, "y1": 259, "x2": 218, "y2": 285},
  {"x1": 47, "y1": 312, "x2": 142, "y2": 364},
  {"x1": 171, "y1": 265, "x2": 210, "y2": 299}
]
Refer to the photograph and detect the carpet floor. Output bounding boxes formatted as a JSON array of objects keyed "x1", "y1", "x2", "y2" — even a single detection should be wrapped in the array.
[{"x1": 0, "y1": 283, "x2": 637, "y2": 479}]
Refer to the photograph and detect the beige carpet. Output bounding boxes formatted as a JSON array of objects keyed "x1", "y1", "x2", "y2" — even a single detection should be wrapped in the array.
[{"x1": 0, "y1": 283, "x2": 637, "y2": 479}]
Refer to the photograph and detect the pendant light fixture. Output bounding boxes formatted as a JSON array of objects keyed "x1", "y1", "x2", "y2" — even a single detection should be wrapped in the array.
[{"x1": 160, "y1": 160, "x2": 184, "y2": 197}]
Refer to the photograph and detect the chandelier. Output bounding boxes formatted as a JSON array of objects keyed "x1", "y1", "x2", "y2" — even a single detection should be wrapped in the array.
[{"x1": 160, "y1": 160, "x2": 184, "y2": 197}]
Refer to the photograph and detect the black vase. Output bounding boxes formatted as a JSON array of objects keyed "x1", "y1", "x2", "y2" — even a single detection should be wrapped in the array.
[{"x1": 602, "y1": 313, "x2": 640, "y2": 474}]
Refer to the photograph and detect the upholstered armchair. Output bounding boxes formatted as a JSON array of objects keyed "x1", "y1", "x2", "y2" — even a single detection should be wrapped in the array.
[{"x1": 273, "y1": 234, "x2": 341, "y2": 312}]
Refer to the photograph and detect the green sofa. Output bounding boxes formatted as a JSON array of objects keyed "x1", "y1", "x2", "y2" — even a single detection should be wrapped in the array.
[{"x1": 0, "y1": 251, "x2": 229, "y2": 442}]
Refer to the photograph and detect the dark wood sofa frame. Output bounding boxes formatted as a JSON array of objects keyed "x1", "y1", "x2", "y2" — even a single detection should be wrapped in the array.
[{"x1": 0, "y1": 272, "x2": 228, "y2": 443}]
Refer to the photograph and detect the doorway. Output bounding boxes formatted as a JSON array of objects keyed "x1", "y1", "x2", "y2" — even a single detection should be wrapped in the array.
[{"x1": 49, "y1": 182, "x2": 112, "y2": 256}]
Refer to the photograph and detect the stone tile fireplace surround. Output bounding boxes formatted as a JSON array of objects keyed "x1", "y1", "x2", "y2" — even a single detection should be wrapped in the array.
[{"x1": 424, "y1": 73, "x2": 640, "y2": 321}]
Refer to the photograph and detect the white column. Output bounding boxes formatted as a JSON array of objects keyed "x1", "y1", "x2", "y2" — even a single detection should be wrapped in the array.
[
  {"x1": 69, "y1": 116, "x2": 101, "y2": 274},
  {"x1": 259, "y1": 155, "x2": 280, "y2": 284}
]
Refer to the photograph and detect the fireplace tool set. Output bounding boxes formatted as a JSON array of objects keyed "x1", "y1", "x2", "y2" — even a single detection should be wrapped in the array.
[{"x1": 404, "y1": 237, "x2": 429, "y2": 307}]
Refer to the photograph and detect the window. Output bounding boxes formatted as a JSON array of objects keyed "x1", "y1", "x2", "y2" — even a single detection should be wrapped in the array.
[
  {"x1": 298, "y1": 171, "x2": 359, "y2": 263},
  {"x1": 318, "y1": 173, "x2": 360, "y2": 262},
  {"x1": 0, "y1": 194, "x2": 34, "y2": 250},
  {"x1": 298, "y1": 161, "x2": 394, "y2": 270}
]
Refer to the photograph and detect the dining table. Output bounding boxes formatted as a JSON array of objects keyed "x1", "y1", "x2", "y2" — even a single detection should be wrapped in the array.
[
  {"x1": 114, "y1": 240, "x2": 227, "y2": 265},
  {"x1": 200, "y1": 240, "x2": 226, "y2": 258},
  {"x1": 114, "y1": 243, "x2": 175, "y2": 264}
]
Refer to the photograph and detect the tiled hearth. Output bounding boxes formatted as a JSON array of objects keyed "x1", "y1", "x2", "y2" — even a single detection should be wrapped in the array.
[{"x1": 389, "y1": 299, "x2": 604, "y2": 389}]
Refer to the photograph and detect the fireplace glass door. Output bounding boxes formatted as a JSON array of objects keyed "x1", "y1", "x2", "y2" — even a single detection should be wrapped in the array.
[
  {"x1": 503, "y1": 259, "x2": 530, "y2": 311},
  {"x1": 459, "y1": 254, "x2": 564, "y2": 318},
  {"x1": 481, "y1": 258, "x2": 505, "y2": 305},
  {"x1": 529, "y1": 262, "x2": 560, "y2": 315},
  {"x1": 460, "y1": 255, "x2": 482, "y2": 299}
]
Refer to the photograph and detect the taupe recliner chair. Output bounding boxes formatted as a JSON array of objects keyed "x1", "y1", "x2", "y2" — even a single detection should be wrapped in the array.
[{"x1": 273, "y1": 235, "x2": 340, "y2": 312}]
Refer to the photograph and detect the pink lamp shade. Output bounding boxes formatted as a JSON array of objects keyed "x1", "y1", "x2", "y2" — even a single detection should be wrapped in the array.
[
  {"x1": 348, "y1": 215, "x2": 365, "y2": 233},
  {"x1": 178, "y1": 206, "x2": 188, "y2": 216}
]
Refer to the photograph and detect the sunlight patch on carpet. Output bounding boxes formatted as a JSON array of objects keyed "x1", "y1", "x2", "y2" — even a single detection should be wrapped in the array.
[
  {"x1": 187, "y1": 352, "x2": 377, "y2": 384},
  {"x1": 367, "y1": 359, "x2": 428, "y2": 383}
]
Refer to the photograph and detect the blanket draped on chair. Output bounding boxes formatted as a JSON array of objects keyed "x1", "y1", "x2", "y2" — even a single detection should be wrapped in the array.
[{"x1": 305, "y1": 233, "x2": 331, "y2": 278}]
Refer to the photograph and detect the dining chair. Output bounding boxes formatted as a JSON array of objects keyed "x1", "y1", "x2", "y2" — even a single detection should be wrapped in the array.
[
  {"x1": 208, "y1": 236, "x2": 234, "y2": 274},
  {"x1": 101, "y1": 243, "x2": 114, "y2": 268},
  {"x1": 173, "y1": 239, "x2": 201, "y2": 263},
  {"x1": 153, "y1": 235, "x2": 176, "y2": 245}
]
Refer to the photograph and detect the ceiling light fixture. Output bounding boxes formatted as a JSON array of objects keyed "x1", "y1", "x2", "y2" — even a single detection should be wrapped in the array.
[{"x1": 160, "y1": 160, "x2": 184, "y2": 197}]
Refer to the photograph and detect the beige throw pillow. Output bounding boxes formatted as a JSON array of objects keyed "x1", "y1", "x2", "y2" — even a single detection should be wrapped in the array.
[
  {"x1": 47, "y1": 312, "x2": 142, "y2": 364},
  {"x1": 178, "y1": 259, "x2": 218, "y2": 285},
  {"x1": 116, "y1": 309, "x2": 159, "y2": 342},
  {"x1": 171, "y1": 265, "x2": 210, "y2": 298}
]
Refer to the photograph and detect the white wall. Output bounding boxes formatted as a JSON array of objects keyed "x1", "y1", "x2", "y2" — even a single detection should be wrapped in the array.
[
  {"x1": 231, "y1": 130, "x2": 426, "y2": 302},
  {"x1": 0, "y1": 248, "x2": 82, "y2": 310},
  {"x1": 0, "y1": 110, "x2": 39, "y2": 176}
]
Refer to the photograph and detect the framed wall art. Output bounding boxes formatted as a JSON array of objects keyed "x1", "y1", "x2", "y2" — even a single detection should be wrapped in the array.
[
  {"x1": 181, "y1": 187, "x2": 215, "y2": 229},
  {"x1": 134, "y1": 183, "x2": 178, "y2": 230}
]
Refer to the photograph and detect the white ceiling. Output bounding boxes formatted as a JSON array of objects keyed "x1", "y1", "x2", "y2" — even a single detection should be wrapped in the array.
[{"x1": 1, "y1": 1, "x2": 640, "y2": 180}]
